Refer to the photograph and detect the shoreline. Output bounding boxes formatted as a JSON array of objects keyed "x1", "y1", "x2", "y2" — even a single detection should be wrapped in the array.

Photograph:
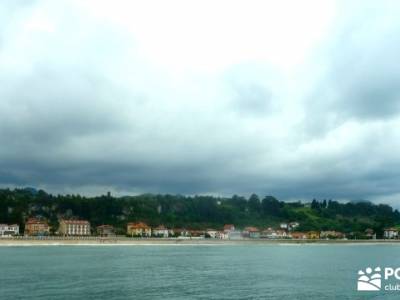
[{"x1": 1, "y1": 237, "x2": 400, "y2": 246}]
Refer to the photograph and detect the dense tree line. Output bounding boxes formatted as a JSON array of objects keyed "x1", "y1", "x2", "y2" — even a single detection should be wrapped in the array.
[{"x1": 0, "y1": 188, "x2": 399, "y2": 237}]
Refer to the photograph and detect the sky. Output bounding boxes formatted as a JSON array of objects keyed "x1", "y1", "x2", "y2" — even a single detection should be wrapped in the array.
[{"x1": 1, "y1": 1, "x2": 400, "y2": 206}]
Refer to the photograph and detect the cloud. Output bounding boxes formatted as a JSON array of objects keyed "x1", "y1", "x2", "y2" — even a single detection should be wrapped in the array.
[{"x1": 1, "y1": 1, "x2": 400, "y2": 207}]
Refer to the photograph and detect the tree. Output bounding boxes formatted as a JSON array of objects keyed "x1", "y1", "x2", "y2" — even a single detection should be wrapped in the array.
[
  {"x1": 248, "y1": 194, "x2": 261, "y2": 212},
  {"x1": 261, "y1": 196, "x2": 281, "y2": 217}
]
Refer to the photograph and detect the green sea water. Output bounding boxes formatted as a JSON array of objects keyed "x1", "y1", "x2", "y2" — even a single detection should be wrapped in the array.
[{"x1": 0, "y1": 244, "x2": 399, "y2": 299}]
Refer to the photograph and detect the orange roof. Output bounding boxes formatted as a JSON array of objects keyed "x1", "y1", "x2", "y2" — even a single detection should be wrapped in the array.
[
  {"x1": 127, "y1": 222, "x2": 150, "y2": 229},
  {"x1": 291, "y1": 232, "x2": 307, "y2": 237},
  {"x1": 224, "y1": 224, "x2": 235, "y2": 230},
  {"x1": 244, "y1": 226, "x2": 259, "y2": 232},
  {"x1": 26, "y1": 218, "x2": 48, "y2": 225}
]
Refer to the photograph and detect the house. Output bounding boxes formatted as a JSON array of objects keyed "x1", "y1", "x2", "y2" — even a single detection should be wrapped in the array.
[
  {"x1": 189, "y1": 230, "x2": 205, "y2": 238},
  {"x1": 127, "y1": 222, "x2": 151, "y2": 237},
  {"x1": 289, "y1": 222, "x2": 300, "y2": 231},
  {"x1": 152, "y1": 225, "x2": 169, "y2": 237},
  {"x1": 261, "y1": 228, "x2": 276, "y2": 239},
  {"x1": 0, "y1": 224, "x2": 19, "y2": 237},
  {"x1": 275, "y1": 230, "x2": 288, "y2": 238},
  {"x1": 224, "y1": 224, "x2": 235, "y2": 232},
  {"x1": 168, "y1": 228, "x2": 175, "y2": 237},
  {"x1": 59, "y1": 220, "x2": 91, "y2": 236},
  {"x1": 280, "y1": 223, "x2": 288, "y2": 229},
  {"x1": 307, "y1": 231, "x2": 320, "y2": 239},
  {"x1": 174, "y1": 228, "x2": 190, "y2": 238},
  {"x1": 97, "y1": 225, "x2": 115, "y2": 237},
  {"x1": 261, "y1": 228, "x2": 288, "y2": 239},
  {"x1": 243, "y1": 227, "x2": 260, "y2": 238},
  {"x1": 206, "y1": 229, "x2": 218, "y2": 238},
  {"x1": 24, "y1": 218, "x2": 50, "y2": 236},
  {"x1": 384, "y1": 228, "x2": 399, "y2": 239},
  {"x1": 365, "y1": 228, "x2": 376, "y2": 239},
  {"x1": 290, "y1": 232, "x2": 307, "y2": 239},
  {"x1": 220, "y1": 224, "x2": 237, "y2": 239},
  {"x1": 216, "y1": 230, "x2": 228, "y2": 239},
  {"x1": 227, "y1": 230, "x2": 243, "y2": 240},
  {"x1": 320, "y1": 231, "x2": 344, "y2": 239}
]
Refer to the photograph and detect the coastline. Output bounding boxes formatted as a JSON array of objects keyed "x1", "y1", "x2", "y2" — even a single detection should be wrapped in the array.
[{"x1": 1, "y1": 237, "x2": 400, "y2": 246}]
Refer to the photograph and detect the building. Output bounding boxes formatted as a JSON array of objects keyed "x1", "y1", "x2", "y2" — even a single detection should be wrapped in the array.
[
  {"x1": 320, "y1": 231, "x2": 344, "y2": 239},
  {"x1": 59, "y1": 220, "x2": 90, "y2": 236},
  {"x1": 0, "y1": 224, "x2": 19, "y2": 237},
  {"x1": 218, "y1": 224, "x2": 236, "y2": 239},
  {"x1": 243, "y1": 227, "x2": 260, "y2": 238},
  {"x1": 174, "y1": 228, "x2": 190, "y2": 238},
  {"x1": 127, "y1": 222, "x2": 151, "y2": 237},
  {"x1": 216, "y1": 230, "x2": 228, "y2": 239},
  {"x1": 288, "y1": 222, "x2": 300, "y2": 231},
  {"x1": 290, "y1": 232, "x2": 307, "y2": 239},
  {"x1": 189, "y1": 230, "x2": 205, "y2": 238},
  {"x1": 223, "y1": 224, "x2": 235, "y2": 232},
  {"x1": 261, "y1": 228, "x2": 288, "y2": 239},
  {"x1": 280, "y1": 223, "x2": 288, "y2": 229},
  {"x1": 206, "y1": 229, "x2": 218, "y2": 238},
  {"x1": 384, "y1": 228, "x2": 399, "y2": 239},
  {"x1": 25, "y1": 218, "x2": 50, "y2": 236},
  {"x1": 306, "y1": 231, "x2": 320, "y2": 239},
  {"x1": 97, "y1": 225, "x2": 115, "y2": 237},
  {"x1": 228, "y1": 230, "x2": 243, "y2": 240},
  {"x1": 152, "y1": 225, "x2": 169, "y2": 237},
  {"x1": 365, "y1": 228, "x2": 376, "y2": 239}
]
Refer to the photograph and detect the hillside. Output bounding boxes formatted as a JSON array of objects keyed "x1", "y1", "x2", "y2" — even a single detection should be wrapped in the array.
[{"x1": 0, "y1": 188, "x2": 399, "y2": 238}]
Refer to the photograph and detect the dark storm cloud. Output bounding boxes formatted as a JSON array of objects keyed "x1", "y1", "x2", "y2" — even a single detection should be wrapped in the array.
[{"x1": 2, "y1": 1, "x2": 400, "y2": 207}]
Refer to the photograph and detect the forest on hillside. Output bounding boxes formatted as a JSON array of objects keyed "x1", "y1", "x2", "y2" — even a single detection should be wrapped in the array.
[{"x1": 0, "y1": 188, "x2": 399, "y2": 238}]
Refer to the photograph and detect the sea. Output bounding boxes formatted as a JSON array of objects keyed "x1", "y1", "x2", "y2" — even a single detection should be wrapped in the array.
[{"x1": 0, "y1": 244, "x2": 399, "y2": 299}]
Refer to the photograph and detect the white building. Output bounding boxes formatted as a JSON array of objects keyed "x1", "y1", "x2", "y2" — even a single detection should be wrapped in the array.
[
  {"x1": 280, "y1": 223, "x2": 288, "y2": 229},
  {"x1": 0, "y1": 224, "x2": 19, "y2": 237},
  {"x1": 263, "y1": 228, "x2": 288, "y2": 239},
  {"x1": 152, "y1": 225, "x2": 169, "y2": 237},
  {"x1": 384, "y1": 228, "x2": 399, "y2": 239},
  {"x1": 206, "y1": 229, "x2": 218, "y2": 238},
  {"x1": 289, "y1": 222, "x2": 300, "y2": 230},
  {"x1": 59, "y1": 220, "x2": 90, "y2": 236},
  {"x1": 227, "y1": 230, "x2": 243, "y2": 240}
]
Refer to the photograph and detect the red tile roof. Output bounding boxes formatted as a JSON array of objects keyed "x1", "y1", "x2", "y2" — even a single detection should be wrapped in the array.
[
  {"x1": 223, "y1": 224, "x2": 235, "y2": 231},
  {"x1": 26, "y1": 218, "x2": 48, "y2": 225},
  {"x1": 127, "y1": 222, "x2": 150, "y2": 229},
  {"x1": 244, "y1": 226, "x2": 259, "y2": 232}
]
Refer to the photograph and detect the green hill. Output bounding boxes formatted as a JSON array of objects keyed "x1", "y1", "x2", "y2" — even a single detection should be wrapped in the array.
[{"x1": 0, "y1": 189, "x2": 399, "y2": 238}]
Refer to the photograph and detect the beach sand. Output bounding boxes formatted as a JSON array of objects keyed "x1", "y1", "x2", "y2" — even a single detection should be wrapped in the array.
[{"x1": 1, "y1": 237, "x2": 399, "y2": 246}]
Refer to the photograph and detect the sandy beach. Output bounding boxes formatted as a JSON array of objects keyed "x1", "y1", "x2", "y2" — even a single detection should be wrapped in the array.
[{"x1": 1, "y1": 237, "x2": 399, "y2": 246}]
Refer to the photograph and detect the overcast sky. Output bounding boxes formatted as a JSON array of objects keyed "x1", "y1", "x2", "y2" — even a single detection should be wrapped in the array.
[{"x1": 1, "y1": 1, "x2": 400, "y2": 205}]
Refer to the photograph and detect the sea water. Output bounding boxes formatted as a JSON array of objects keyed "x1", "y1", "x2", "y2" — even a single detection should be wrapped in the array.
[{"x1": 0, "y1": 244, "x2": 399, "y2": 299}]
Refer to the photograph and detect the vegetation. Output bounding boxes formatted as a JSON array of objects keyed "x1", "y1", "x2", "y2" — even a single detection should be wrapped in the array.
[{"x1": 0, "y1": 188, "x2": 399, "y2": 238}]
